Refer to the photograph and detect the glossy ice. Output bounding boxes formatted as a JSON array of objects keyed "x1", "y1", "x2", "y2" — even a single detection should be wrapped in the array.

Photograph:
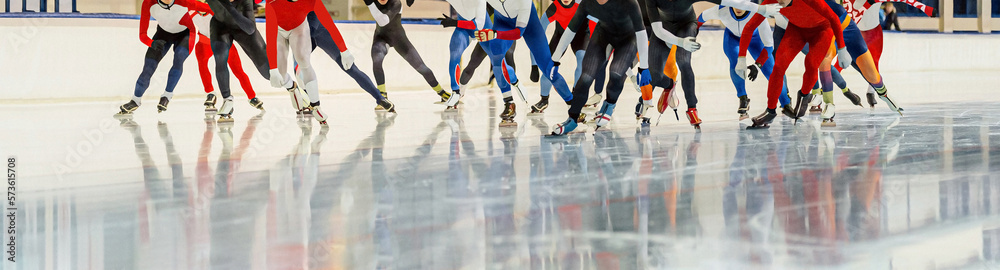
[{"x1": 3, "y1": 82, "x2": 1000, "y2": 270}]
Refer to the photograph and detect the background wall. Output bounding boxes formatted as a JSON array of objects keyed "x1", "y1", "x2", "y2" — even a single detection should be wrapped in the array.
[{"x1": 0, "y1": 17, "x2": 999, "y2": 104}]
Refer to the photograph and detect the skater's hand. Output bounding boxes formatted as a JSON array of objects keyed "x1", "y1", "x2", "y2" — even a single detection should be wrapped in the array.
[
  {"x1": 269, "y1": 69, "x2": 285, "y2": 88},
  {"x1": 151, "y1": 39, "x2": 167, "y2": 53},
  {"x1": 677, "y1": 37, "x2": 701, "y2": 52},
  {"x1": 735, "y1": 56, "x2": 748, "y2": 80},
  {"x1": 836, "y1": 47, "x2": 852, "y2": 69},
  {"x1": 340, "y1": 50, "x2": 355, "y2": 70},
  {"x1": 638, "y1": 68, "x2": 652, "y2": 88},
  {"x1": 530, "y1": 65, "x2": 540, "y2": 83},
  {"x1": 439, "y1": 14, "x2": 458, "y2": 28},
  {"x1": 548, "y1": 62, "x2": 561, "y2": 82},
  {"x1": 747, "y1": 64, "x2": 760, "y2": 81},
  {"x1": 475, "y1": 29, "x2": 497, "y2": 42},
  {"x1": 759, "y1": 4, "x2": 782, "y2": 18}
]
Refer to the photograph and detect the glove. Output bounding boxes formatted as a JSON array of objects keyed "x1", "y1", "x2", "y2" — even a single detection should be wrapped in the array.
[
  {"x1": 151, "y1": 39, "x2": 167, "y2": 53},
  {"x1": 269, "y1": 69, "x2": 285, "y2": 88},
  {"x1": 530, "y1": 65, "x2": 540, "y2": 83},
  {"x1": 439, "y1": 14, "x2": 458, "y2": 28},
  {"x1": 548, "y1": 62, "x2": 561, "y2": 82},
  {"x1": 340, "y1": 50, "x2": 355, "y2": 70},
  {"x1": 747, "y1": 64, "x2": 760, "y2": 81},
  {"x1": 836, "y1": 47, "x2": 852, "y2": 69},
  {"x1": 734, "y1": 56, "x2": 748, "y2": 80},
  {"x1": 759, "y1": 4, "x2": 782, "y2": 18},
  {"x1": 677, "y1": 37, "x2": 701, "y2": 52},
  {"x1": 475, "y1": 29, "x2": 497, "y2": 42}
]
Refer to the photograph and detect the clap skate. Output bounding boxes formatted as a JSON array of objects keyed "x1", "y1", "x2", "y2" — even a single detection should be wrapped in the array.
[
  {"x1": 499, "y1": 102, "x2": 517, "y2": 127},
  {"x1": 529, "y1": 97, "x2": 549, "y2": 115},
  {"x1": 204, "y1": 93, "x2": 217, "y2": 112},
  {"x1": 434, "y1": 89, "x2": 453, "y2": 104},
  {"x1": 287, "y1": 82, "x2": 310, "y2": 115},
  {"x1": 157, "y1": 96, "x2": 170, "y2": 113},
  {"x1": 549, "y1": 117, "x2": 579, "y2": 136},
  {"x1": 686, "y1": 108, "x2": 702, "y2": 129},
  {"x1": 444, "y1": 91, "x2": 461, "y2": 111},
  {"x1": 249, "y1": 97, "x2": 264, "y2": 111},
  {"x1": 793, "y1": 91, "x2": 814, "y2": 124},
  {"x1": 309, "y1": 103, "x2": 328, "y2": 125},
  {"x1": 117, "y1": 100, "x2": 139, "y2": 115},
  {"x1": 377, "y1": 99, "x2": 396, "y2": 113},
  {"x1": 737, "y1": 95, "x2": 750, "y2": 120},
  {"x1": 583, "y1": 94, "x2": 603, "y2": 108},
  {"x1": 843, "y1": 88, "x2": 863, "y2": 107},
  {"x1": 635, "y1": 98, "x2": 653, "y2": 126},
  {"x1": 866, "y1": 91, "x2": 878, "y2": 110},
  {"x1": 876, "y1": 87, "x2": 904, "y2": 115},
  {"x1": 747, "y1": 110, "x2": 776, "y2": 129},
  {"x1": 216, "y1": 98, "x2": 234, "y2": 123},
  {"x1": 592, "y1": 101, "x2": 615, "y2": 130},
  {"x1": 809, "y1": 89, "x2": 822, "y2": 114},
  {"x1": 821, "y1": 103, "x2": 836, "y2": 127}
]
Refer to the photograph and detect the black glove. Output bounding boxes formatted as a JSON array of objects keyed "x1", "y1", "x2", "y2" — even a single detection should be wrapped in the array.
[
  {"x1": 406, "y1": 0, "x2": 415, "y2": 7},
  {"x1": 439, "y1": 14, "x2": 458, "y2": 28},
  {"x1": 151, "y1": 39, "x2": 167, "y2": 53},
  {"x1": 747, "y1": 64, "x2": 760, "y2": 81},
  {"x1": 530, "y1": 65, "x2": 539, "y2": 83}
]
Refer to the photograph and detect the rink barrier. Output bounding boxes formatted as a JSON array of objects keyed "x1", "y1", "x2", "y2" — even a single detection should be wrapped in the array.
[{"x1": 0, "y1": 16, "x2": 998, "y2": 103}]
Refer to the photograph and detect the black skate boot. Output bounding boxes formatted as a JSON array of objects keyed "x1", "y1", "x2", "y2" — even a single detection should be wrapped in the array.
[
  {"x1": 249, "y1": 97, "x2": 264, "y2": 110},
  {"x1": 842, "y1": 88, "x2": 863, "y2": 107},
  {"x1": 747, "y1": 109, "x2": 776, "y2": 129},
  {"x1": 793, "y1": 91, "x2": 814, "y2": 123},
  {"x1": 157, "y1": 96, "x2": 170, "y2": 113},
  {"x1": 499, "y1": 100, "x2": 517, "y2": 127},
  {"x1": 737, "y1": 95, "x2": 750, "y2": 120},
  {"x1": 781, "y1": 104, "x2": 796, "y2": 119},
  {"x1": 435, "y1": 89, "x2": 452, "y2": 104},
  {"x1": 204, "y1": 93, "x2": 217, "y2": 112},
  {"x1": 529, "y1": 96, "x2": 549, "y2": 115},
  {"x1": 118, "y1": 100, "x2": 139, "y2": 115},
  {"x1": 866, "y1": 92, "x2": 877, "y2": 109},
  {"x1": 377, "y1": 98, "x2": 396, "y2": 113}
]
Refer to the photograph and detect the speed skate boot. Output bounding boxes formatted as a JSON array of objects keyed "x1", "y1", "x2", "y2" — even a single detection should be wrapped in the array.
[
  {"x1": 376, "y1": 98, "x2": 396, "y2": 113},
  {"x1": 793, "y1": 91, "x2": 814, "y2": 123},
  {"x1": 157, "y1": 96, "x2": 170, "y2": 113},
  {"x1": 866, "y1": 91, "x2": 878, "y2": 110},
  {"x1": 842, "y1": 88, "x2": 863, "y2": 107},
  {"x1": 737, "y1": 95, "x2": 750, "y2": 120},
  {"x1": 747, "y1": 109, "x2": 776, "y2": 129},
  {"x1": 375, "y1": 88, "x2": 389, "y2": 111},
  {"x1": 550, "y1": 117, "x2": 579, "y2": 136},
  {"x1": 809, "y1": 88, "x2": 822, "y2": 114},
  {"x1": 593, "y1": 101, "x2": 616, "y2": 130},
  {"x1": 499, "y1": 100, "x2": 517, "y2": 127},
  {"x1": 529, "y1": 96, "x2": 549, "y2": 115},
  {"x1": 434, "y1": 88, "x2": 452, "y2": 104},
  {"x1": 287, "y1": 82, "x2": 310, "y2": 115},
  {"x1": 584, "y1": 93, "x2": 603, "y2": 108},
  {"x1": 635, "y1": 97, "x2": 654, "y2": 126},
  {"x1": 821, "y1": 103, "x2": 836, "y2": 127},
  {"x1": 204, "y1": 93, "x2": 218, "y2": 112},
  {"x1": 781, "y1": 104, "x2": 796, "y2": 119},
  {"x1": 875, "y1": 86, "x2": 903, "y2": 115},
  {"x1": 217, "y1": 97, "x2": 235, "y2": 123},
  {"x1": 117, "y1": 100, "x2": 139, "y2": 115},
  {"x1": 686, "y1": 108, "x2": 702, "y2": 129},
  {"x1": 249, "y1": 97, "x2": 264, "y2": 110},
  {"x1": 444, "y1": 90, "x2": 461, "y2": 110},
  {"x1": 308, "y1": 102, "x2": 328, "y2": 125}
]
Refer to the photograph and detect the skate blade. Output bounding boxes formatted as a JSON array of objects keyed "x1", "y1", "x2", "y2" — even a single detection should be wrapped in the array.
[
  {"x1": 821, "y1": 120, "x2": 836, "y2": 127},
  {"x1": 738, "y1": 114, "x2": 749, "y2": 121},
  {"x1": 746, "y1": 124, "x2": 770, "y2": 130},
  {"x1": 157, "y1": 106, "x2": 167, "y2": 113},
  {"x1": 499, "y1": 121, "x2": 518, "y2": 128},
  {"x1": 217, "y1": 117, "x2": 234, "y2": 123},
  {"x1": 113, "y1": 112, "x2": 133, "y2": 119},
  {"x1": 205, "y1": 108, "x2": 218, "y2": 112},
  {"x1": 527, "y1": 112, "x2": 544, "y2": 117}
]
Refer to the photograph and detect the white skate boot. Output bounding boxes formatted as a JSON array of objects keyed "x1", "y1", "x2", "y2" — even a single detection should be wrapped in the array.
[
  {"x1": 217, "y1": 97, "x2": 234, "y2": 123},
  {"x1": 310, "y1": 104, "x2": 328, "y2": 125},
  {"x1": 821, "y1": 103, "x2": 836, "y2": 127},
  {"x1": 584, "y1": 93, "x2": 603, "y2": 108}
]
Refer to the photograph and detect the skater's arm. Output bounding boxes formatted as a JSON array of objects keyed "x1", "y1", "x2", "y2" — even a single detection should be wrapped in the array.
[
  {"x1": 756, "y1": 16, "x2": 775, "y2": 48},
  {"x1": 632, "y1": 1, "x2": 649, "y2": 69},
  {"x1": 177, "y1": 0, "x2": 212, "y2": 14},
  {"x1": 364, "y1": 0, "x2": 392, "y2": 26},
  {"x1": 877, "y1": 0, "x2": 933, "y2": 16},
  {"x1": 180, "y1": 14, "x2": 199, "y2": 54},
  {"x1": 696, "y1": 7, "x2": 719, "y2": 28},
  {"x1": 313, "y1": 0, "x2": 349, "y2": 52},
  {"x1": 551, "y1": 2, "x2": 585, "y2": 62},
  {"x1": 266, "y1": 1, "x2": 278, "y2": 69},
  {"x1": 738, "y1": 14, "x2": 766, "y2": 57},
  {"x1": 705, "y1": 0, "x2": 761, "y2": 14},
  {"x1": 139, "y1": 0, "x2": 154, "y2": 47},
  {"x1": 645, "y1": 0, "x2": 682, "y2": 45},
  {"x1": 803, "y1": 0, "x2": 845, "y2": 48}
]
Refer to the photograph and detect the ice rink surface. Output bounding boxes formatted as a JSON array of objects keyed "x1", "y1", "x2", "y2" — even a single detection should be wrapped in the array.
[{"x1": 2, "y1": 71, "x2": 1000, "y2": 269}]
